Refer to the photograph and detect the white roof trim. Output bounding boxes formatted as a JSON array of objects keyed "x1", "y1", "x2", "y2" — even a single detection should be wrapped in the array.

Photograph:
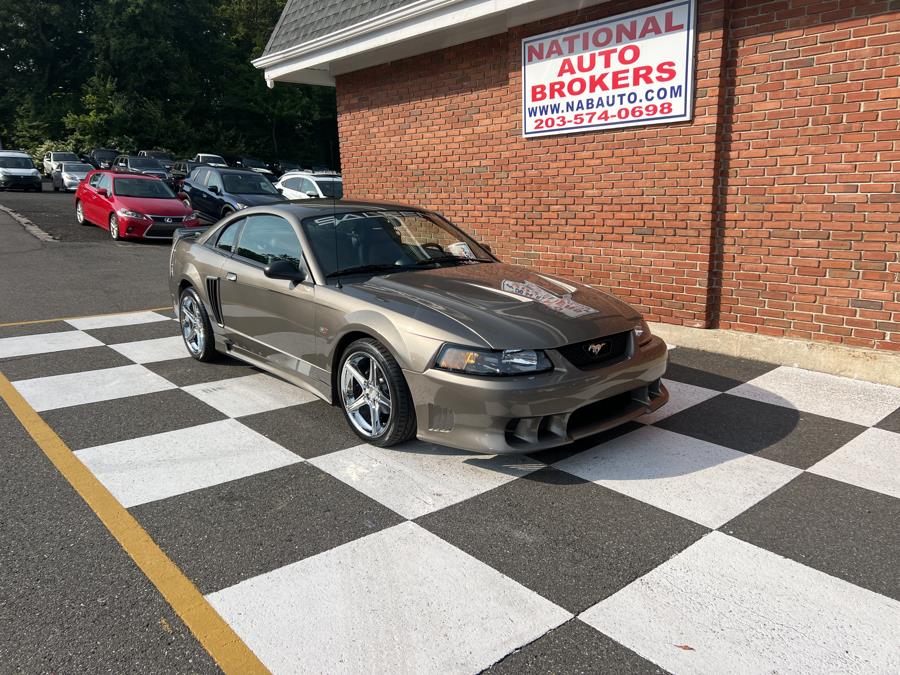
[
  {"x1": 254, "y1": 0, "x2": 597, "y2": 86},
  {"x1": 253, "y1": 0, "x2": 466, "y2": 69}
]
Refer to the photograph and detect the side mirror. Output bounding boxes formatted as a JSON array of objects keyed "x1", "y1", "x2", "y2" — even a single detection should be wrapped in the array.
[
  {"x1": 97, "y1": 187, "x2": 109, "y2": 197},
  {"x1": 264, "y1": 260, "x2": 306, "y2": 282},
  {"x1": 209, "y1": 185, "x2": 220, "y2": 194},
  {"x1": 305, "y1": 191, "x2": 318, "y2": 198}
]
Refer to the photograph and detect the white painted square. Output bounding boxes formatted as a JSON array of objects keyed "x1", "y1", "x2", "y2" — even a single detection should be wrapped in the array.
[
  {"x1": 808, "y1": 427, "x2": 900, "y2": 499},
  {"x1": 555, "y1": 426, "x2": 800, "y2": 528},
  {"x1": 75, "y1": 419, "x2": 302, "y2": 507},
  {"x1": 208, "y1": 521, "x2": 571, "y2": 674},
  {"x1": 581, "y1": 531, "x2": 900, "y2": 674},
  {"x1": 639, "y1": 379, "x2": 719, "y2": 425},
  {"x1": 310, "y1": 442, "x2": 543, "y2": 519},
  {"x1": 65, "y1": 310, "x2": 171, "y2": 330},
  {"x1": 729, "y1": 366, "x2": 900, "y2": 426},
  {"x1": 109, "y1": 336, "x2": 187, "y2": 364},
  {"x1": 182, "y1": 373, "x2": 317, "y2": 418},
  {"x1": 0, "y1": 331, "x2": 102, "y2": 359},
  {"x1": 12, "y1": 364, "x2": 175, "y2": 412}
]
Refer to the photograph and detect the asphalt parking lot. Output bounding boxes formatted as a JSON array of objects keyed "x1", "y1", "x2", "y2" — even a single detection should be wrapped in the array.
[{"x1": 1, "y1": 192, "x2": 898, "y2": 673}]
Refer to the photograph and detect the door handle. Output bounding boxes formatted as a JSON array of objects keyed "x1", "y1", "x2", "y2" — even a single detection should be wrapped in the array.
[{"x1": 226, "y1": 272, "x2": 237, "y2": 282}]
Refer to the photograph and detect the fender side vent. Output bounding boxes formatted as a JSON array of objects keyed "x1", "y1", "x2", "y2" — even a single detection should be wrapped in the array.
[{"x1": 205, "y1": 277, "x2": 224, "y2": 326}]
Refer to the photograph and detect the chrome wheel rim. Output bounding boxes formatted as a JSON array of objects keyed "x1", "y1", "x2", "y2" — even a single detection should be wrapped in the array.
[
  {"x1": 180, "y1": 294, "x2": 205, "y2": 356},
  {"x1": 340, "y1": 352, "x2": 391, "y2": 438},
  {"x1": 75, "y1": 201, "x2": 83, "y2": 223},
  {"x1": 109, "y1": 214, "x2": 119, "y2": 239}
]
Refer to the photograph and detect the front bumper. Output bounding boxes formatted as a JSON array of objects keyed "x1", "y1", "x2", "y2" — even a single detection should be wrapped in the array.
[
  {"x1": 118, "y1": 215, "x2": 202, "y2": 239},
  {"x1": 0, "y1": 175, "x2": 41, "y2": 190},
  {"x1": 405, "y1": 335, "x2": 668, "y2": 454}
]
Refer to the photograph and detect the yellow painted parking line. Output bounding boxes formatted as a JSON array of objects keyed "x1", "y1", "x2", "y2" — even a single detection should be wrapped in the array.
[
  {"x1": 0, "y1": 371, "x2": 268, "y2": 675},
  {"x1": 0, "y1": 307, "x2": 172, "y2": 328}
]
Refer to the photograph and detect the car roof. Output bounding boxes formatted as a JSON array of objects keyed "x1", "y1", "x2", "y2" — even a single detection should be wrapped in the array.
[
  {"x1": 206, "y1": 167, "x2": 262, "y2": 175},
  {"x1": 260, "y1": 199, "x2": 425, "y2": 219},
  {"x1": 0, "y1": 150, "x2": 31, "y2": 157}
]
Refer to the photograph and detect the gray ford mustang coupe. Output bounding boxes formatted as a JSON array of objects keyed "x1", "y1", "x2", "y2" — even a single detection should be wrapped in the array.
[{"x1": 169, "y1": 200, "x2": 668, "y2": 454}]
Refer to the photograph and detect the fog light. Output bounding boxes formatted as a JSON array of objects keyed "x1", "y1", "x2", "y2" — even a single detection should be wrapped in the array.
[{"x1": 126, "y1": 226, "x2": 134, "y2": 233}]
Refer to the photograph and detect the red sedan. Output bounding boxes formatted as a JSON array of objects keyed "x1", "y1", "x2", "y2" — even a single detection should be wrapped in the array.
[{"x1": 74, "y1": 171, "x2": 201, "y2": 240}]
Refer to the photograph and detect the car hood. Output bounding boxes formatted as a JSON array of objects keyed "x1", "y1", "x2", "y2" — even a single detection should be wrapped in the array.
[
  {"x1": 229, "y1": 193, "x2": 285, "y2": 206},
  {"x1": 354, "y1": 263, "x2": 641, "y2": 349},
  {"x1": 116, "y1": 196, "x2": 191, "y2": 216}
]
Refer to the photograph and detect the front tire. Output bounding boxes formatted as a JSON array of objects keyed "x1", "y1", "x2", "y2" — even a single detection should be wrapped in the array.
[
  {"x1": 338, "y1": 338, "x2": 416, "y2": 447},
  {"x1": 179, "y1": 287, "x2": 216, "y2": 362},
  {"x1": 108, "y1": 213, "x2": 120, "y2": 240}
]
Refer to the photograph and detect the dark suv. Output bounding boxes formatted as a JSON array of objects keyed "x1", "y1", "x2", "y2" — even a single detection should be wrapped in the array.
[
  {"x1": 86, "y1": 148, "x2": 119, "y2": 169},
  {"x1": 180, "y1": 166, "x2": 285, "y2": 222},
  {"x1": 112, "y1": 155, "x2": 169, "y2": 181}
]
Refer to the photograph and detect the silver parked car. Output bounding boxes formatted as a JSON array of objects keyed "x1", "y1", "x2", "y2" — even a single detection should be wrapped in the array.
[
  {"x1": 168, "y1": 201, "x2": 668, "y2": 454},
  {"x1": 51, "y1": 162, "x2": 93, "y2": 192}
]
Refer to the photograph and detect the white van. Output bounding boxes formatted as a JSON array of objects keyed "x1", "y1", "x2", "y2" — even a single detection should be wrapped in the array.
[{"x1": 0, "y1": 150, "x2": 42, "y2": 192}]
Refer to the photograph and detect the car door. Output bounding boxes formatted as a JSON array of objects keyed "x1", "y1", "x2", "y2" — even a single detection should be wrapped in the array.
[
  {"x1": 216, "y1": 213, "x2": 318, "y2": 375},
  {"x1": 183, "y1": 168, "x2": 211, "y2": 219},
  {"x1": 82, "y1": 172, "x2": 103, "y2": 223},
  {"x1": 94, "y1": 173, "x2": 114, "y2": 225},
  {"x1": 205, "y1": 170, "x2": 226, "y2": 216}
]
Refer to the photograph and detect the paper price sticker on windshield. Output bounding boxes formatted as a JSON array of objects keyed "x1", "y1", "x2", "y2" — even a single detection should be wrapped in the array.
[{"x1": 522, "y1": 0, "x2": 696, "y2": 137}]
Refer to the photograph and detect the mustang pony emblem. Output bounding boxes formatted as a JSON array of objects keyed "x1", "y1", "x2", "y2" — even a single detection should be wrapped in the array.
[{"x1": 587, "y1": 341, "x2": 608, "y2": 356}]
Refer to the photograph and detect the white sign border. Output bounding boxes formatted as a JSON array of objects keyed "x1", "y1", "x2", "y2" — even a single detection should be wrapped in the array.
[{"x1": 521, "y1": 0, "x2": 698, "y2": 138}]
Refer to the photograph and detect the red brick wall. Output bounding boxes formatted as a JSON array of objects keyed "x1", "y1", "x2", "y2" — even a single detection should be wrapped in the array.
[
  {"x1": 718, "y1": 0, "x2": 900, "y2": 350},
  {"x1": 336, "y1": 0, "x2": 900, "y2": 351}
]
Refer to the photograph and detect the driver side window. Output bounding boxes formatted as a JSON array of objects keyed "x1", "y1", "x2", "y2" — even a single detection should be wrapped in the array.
[
  {"x1": 206, "y1": 171, "x2": 224, "y2": 192},
  {"x1": 89, "y1": 173, "x2": 102, "y2": 188},
  {"x1": 234, "y1": 215, "x2": 303, "y2": 270}
]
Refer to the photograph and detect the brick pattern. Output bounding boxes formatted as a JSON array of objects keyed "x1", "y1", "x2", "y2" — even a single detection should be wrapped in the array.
[
  {"x1": 718, "y1": 0, "x2": 900, "y2": 350},
  {"x1": 336, "y1": 0, "x2": 899, "y2": 350}
]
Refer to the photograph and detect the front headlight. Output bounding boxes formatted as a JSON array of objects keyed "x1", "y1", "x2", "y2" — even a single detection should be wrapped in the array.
[
  {"x1": 234, "y1": 202, "x2": 248, "y2": 210},
  {"x1": 31, "y1": 169, "x2": 40, "y2": 177},
  {"x1": 117, "y1": 208, "x2": 148, "y2": 220},
  {"x1": 634, "y1": 320, "x2": 652, "y2": 346},
  {"x1": 0, "y1": 170, "x2": 8, "y2": 179},
  {"x1": 63, "y1": 173, "x2": 74, "y2": 181},
  {"x1": 435, "y1": 345, "x2": 553, "y2": 376}
]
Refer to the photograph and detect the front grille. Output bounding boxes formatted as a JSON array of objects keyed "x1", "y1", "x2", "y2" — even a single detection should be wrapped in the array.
[
  {"x1": 1, "y1": 176, "x2": 39, "y2": 186},
  {"x1": 149, "y1": 215, "x2": 185, "y2": 223},
  {"x1": 557, "y1": 331, "x2": 631, "y2": 369}
]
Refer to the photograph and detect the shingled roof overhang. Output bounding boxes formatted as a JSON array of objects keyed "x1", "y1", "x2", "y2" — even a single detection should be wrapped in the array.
[{"x1": 253, "y1": 0, "x2": 610, "y2": 87}]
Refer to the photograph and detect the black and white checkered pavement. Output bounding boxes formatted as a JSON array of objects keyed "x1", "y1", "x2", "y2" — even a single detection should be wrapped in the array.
[{"x1": 2, "y1": 310, "x2": 899, "y2": 673}]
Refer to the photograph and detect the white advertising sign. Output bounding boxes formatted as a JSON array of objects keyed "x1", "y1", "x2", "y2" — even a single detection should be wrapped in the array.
[{"x1": 522, "y1": 0, "x2": 696, "y2": 137}]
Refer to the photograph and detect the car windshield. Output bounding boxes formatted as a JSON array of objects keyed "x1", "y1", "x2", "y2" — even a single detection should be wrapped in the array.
[
  {"x1": 300, "y1": 210, "x2": 493, "y2": 278},
  {"x1": 114, "y1": 178, "x2": 175, "y2": 198},
  {"x1": 130, "y1": 157, "x2": 164, "y2": 169},
  {"x1": 62, "y1": 163, "x2": 92, "y2": 172},
  {"x1": 314, "y1": 178, "x2": 343, "y2": 199},
  {"x1": 242, "y1": 158, "x2": 266, "y2": 169},
  {"x1": 0, "y1": 157, "x2": 34, "y2": 169},
  {"x1": 222, "y1": 173, "x2": 279, "y2": 195},
  {"x1": 53, "y1": 152, "x2": 79, "y2": 161},
  {"x1": 146, "y1": 152, "x2": 172, "y2": 160},
  {"x1": 202, "y1": 155, "x2": 226, "y2": 164},
  {"x1": 94, "y1": 150, "x2": 117, "y2": 160}
]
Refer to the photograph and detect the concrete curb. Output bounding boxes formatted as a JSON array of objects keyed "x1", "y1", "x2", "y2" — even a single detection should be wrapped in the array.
[
  {"x1": 0, "y1": 203, "x2": 56, "y2": 242},
  {"x1": 651, "y1": 322, "x2": 900, "y2": 387}
]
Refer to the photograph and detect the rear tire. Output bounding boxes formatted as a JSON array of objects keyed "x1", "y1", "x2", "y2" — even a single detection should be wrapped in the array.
[
  {"x1": 338, "y1": 338, "x2": 416, "y2": 447},
  {"x1": 75, "y1": 199, "x2": 88, "y2": 225},
  {"x1": 179, "y1": 287, "x2": 216, "y2": 362}
]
